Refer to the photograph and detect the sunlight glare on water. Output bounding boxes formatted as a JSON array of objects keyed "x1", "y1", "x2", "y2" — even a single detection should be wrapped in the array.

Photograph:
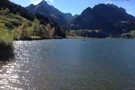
[{"x1": 0, "y1": 39, "x2": 135, "y2": 90}]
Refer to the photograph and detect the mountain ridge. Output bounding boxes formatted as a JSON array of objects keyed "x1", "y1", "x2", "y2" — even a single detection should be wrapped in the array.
[
  {"x1": 26, "y1": 0, "x2": 77, "y2": 25},
  {"x1": 69, "y1": 3, "x2": 135, "y2": 36}
]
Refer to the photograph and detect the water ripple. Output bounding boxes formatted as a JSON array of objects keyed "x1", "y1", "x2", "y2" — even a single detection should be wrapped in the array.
[{"x1": 0, "y1": 39, "x2": 135, "y2": 90}]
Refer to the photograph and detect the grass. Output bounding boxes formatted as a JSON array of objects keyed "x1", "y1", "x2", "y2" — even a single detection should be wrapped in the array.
[
  {"x1": 0, "y1": 13, "x2": 31, "y2": 30},
  {"x1": 31, "y1": 36, "x2": 42, "y2": 40},
  {"x1": 0, "y1": 30, "x2": 14, "y2": 41},
  {"x1": 66, "y1": 35, "x2": 85, "y2": 39}
]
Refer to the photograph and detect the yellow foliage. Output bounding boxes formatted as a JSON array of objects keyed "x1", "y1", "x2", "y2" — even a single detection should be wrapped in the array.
[{"x1": 45, "y1": 24, "x2": 55, "y2": 38}]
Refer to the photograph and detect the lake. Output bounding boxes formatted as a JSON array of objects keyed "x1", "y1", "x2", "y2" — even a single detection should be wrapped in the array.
[{"x1": 0, "y1": 39, "x2": 135, "y2": 90}]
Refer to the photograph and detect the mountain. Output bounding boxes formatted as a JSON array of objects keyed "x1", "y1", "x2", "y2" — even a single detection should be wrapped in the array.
[
  {"x1": 69, "y1": 4, "x2": 135, "y2": 35},
  {"x1": 26, "y1": 0, "x2": 75, "y2": 25},
  {"x1": 73, "y1": 14, "x2": 79, "y2": 19},
  {"x1": 64, "y1": 13, "x2": 74, "y2": 22},
  {"x1": 64, "y1": 13, "x2": 79, "y2": 22}
]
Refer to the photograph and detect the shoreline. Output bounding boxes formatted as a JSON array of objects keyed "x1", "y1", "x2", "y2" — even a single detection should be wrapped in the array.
[
  {"x1": 66, "y1": 35, "x2": 135, "y2": 39},
  {"x1": 66, "y1": 35, "x2": 85, "y2": 39},
  {"x1": 13, "y1": 36, "x2": 135, "y2": 41}
]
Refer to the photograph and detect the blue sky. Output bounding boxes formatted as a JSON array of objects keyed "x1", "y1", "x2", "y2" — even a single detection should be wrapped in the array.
[{"x1": 10, "y1": 0, "x2": 135, "y2": 16}]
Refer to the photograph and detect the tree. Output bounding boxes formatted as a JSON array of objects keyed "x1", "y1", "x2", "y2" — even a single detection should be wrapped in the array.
[
  {"x1": 14, "y1": 22, "x2": 31, "y2": 40},
  {"x1": 32, "y1": 18, "x2": 40, "y2": 36},
  {"x1": 20, "y1": 22, "x2": 31, "y2": 39},
  {"x1": 39, "y1": 25, "x2": 48, "y2": 38},
  {"x1": 0, "y1": 8, "x2": 9, "y2": 15},
  {"x1": 55, "y1": 25, "x2": 66, "y2": 38},
  {"x1": 46, "y1": 24, "x2": 55, "y2": 38}
]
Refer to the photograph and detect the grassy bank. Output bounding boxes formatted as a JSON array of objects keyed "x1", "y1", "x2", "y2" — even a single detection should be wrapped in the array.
[
  {"x1": 0, "y1": 15, "x2": 14, "y2": 61},
  {"x1": 66, "y1": 35, "x2": 85, "y2": 39}
]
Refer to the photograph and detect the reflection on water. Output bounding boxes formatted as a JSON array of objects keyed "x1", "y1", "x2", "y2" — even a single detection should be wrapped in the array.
[{"x1": 0, "y1": 39, "x2": 135, "y2": 90}]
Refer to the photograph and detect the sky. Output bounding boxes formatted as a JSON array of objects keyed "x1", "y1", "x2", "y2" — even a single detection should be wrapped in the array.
[{"x1": 10, "y1": 0, "x2": 135, "y2": 16}]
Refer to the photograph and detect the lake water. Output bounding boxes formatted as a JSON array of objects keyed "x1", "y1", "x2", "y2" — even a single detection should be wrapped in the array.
[{"x1": 0, "y1": 39, "x2": 135, "y2": 90}]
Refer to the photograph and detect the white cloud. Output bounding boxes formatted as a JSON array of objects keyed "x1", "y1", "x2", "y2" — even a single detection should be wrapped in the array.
[
  {"x1": 50, "y1": 0, "x2": 54, "y2": 3},
  {"x1": 29, "y1": 0, "x2": 54, "y2": 5},
  {"x1": 29, "y1": 0, "x2": 42, "y2": 5}
]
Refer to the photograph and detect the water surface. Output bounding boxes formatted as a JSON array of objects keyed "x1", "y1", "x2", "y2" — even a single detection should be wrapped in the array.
[{"x1": 0, "y1": 39, "x2": 135, "y2": 90}]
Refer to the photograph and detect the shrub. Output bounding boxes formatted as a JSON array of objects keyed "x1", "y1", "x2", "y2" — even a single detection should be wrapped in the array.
[
  {"x1": 32, "y1": 18, "x2": 40, "y2": 36},
  {"x1": 45, "y1": 24, "x2": 55, "y2": 39},
  {"x1": 14, "y1": 22, "x2": 31, "y2": 40},
  {"x1": 39, "y1": 25, "x2": 48, "y2": 39}
]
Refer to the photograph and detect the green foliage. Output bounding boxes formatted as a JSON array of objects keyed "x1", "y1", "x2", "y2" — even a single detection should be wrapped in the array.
[
  {"x1": 31, "y1": 18, "x2": 55, "y2": 39},
  {"x1": 0, "y1": 8, "x2": 31, "y2": 30},
  {"x1": 67, "y1": 29, "x2": 108, "y2": 38},
  {"x1": 130, "y1": 30, "x2": 135, "y2": 38},
  {"x1": 0, "y1": 22, "x2": 14, "y2": 41},
  {"x1": 13, "y1": 19, "x2": 65, "y2": 40}
]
